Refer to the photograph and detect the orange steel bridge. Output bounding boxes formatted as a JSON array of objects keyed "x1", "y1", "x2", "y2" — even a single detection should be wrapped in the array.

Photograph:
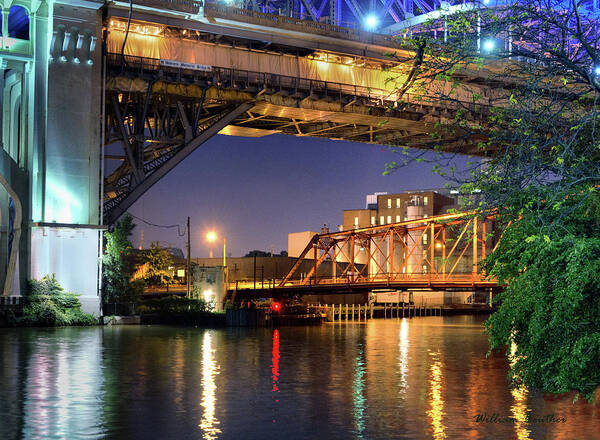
[{"x1": 278, "y1": 211, "x2": 500, "y2": 292}]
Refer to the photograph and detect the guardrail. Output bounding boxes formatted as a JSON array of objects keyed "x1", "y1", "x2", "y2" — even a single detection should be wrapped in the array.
[
  {"x1": 108, "y1": 53, "x2": 494, "y2": 116},
  {"x1": 107, "y1": 53, "x2": 399, "y2": 104}
]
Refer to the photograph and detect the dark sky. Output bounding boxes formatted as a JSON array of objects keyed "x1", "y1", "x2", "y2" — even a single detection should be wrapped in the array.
[{"x1": 127, "y1": 133, "x2": 465, "y2": 258}]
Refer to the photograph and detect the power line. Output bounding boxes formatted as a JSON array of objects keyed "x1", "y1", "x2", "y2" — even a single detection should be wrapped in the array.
[{"x1": 127, "y1": 212, "x2": 186, "y2": 236}]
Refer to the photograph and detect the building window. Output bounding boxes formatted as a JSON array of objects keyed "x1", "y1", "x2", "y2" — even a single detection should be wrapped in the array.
[
  {"x1": 387, "y1": 215, "x2": 391, "y2": 224},
  {"x1": 423, "y1": 234, "x2": 428, "y2": 244},
  {"x1": 387, "y1": 198, "x2": 392, "y2": 208},
  {"x1": 371, "y1": 216, "x2": 375, "y2": 225},
  {"x1": 395, "y1": 215, "x2": 400, "y2": 222},
  {"x1": 424, "y1": 214, "x2": 428, "y2": 218},
  {"x1": 380, "y1": 216, "x2": 385, "y2": 225},
  {"x1": 354, "y1": 217, "x2": 359, "y2": 227},
  {"x1": 423, "y1": 196, "x2": 429, "y2": 206},
  {"x1": 423, "y1": 265, "x2": 428, "y2": 273},
  {"x1": 396, "y1": 198, "x2": 401, "y2": 208},
  {"x1": 404, "y1": 216, "x2": 408, "y2": 221}
]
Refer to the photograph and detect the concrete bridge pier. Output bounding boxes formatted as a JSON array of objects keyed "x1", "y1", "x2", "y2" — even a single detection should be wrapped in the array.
[{"x1": 0, "y1": 0, "x2": 104, "y2": 315}]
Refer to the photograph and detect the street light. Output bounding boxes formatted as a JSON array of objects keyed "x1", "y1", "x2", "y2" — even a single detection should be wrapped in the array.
[
  {"x1": 206, "y1": 231, "x2": 217, "y2": 258},
  {"x1": 205, "y1": 231, "x2": 227, "y2": 311},
  {"x1": 206, "y1": 231, "x2": 227, "y2": 266}
]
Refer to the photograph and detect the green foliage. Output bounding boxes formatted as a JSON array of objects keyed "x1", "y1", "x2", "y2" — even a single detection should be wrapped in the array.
[
  {"x1": 485, "y1": 191, "x2": 600, "y2": 402},
  {"x1": 102, "y1": 214, "x2": 143, "y2": 304},
  {"x1": 384, "y1": 0, "x2": 600, "y2": 400},
  {"x1": 20, "y1": 275, "x2": 97, "y2": 327},
  {"x1": 142, "y1": 242, "x2": 174, "y2": 286},
  {"x1": 137, "y1": 295, "x2": 209, "y2": 315}
]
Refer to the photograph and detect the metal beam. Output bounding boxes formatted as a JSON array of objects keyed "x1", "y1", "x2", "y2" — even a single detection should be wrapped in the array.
[
  {"x1": 111, "y1": 96, "x2": 144, "y2": 184},
  {"x1": 104, "y1": 102, "x2": 253, "y2": 225}
]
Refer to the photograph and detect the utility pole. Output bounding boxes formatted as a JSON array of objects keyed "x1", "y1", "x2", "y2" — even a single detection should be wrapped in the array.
[
  {"x1": 187, "y1": 216, "x2": 191, "y2": 298},
  {"x1": 253, "y1": 253, "x2": 257, "y2": 290}
]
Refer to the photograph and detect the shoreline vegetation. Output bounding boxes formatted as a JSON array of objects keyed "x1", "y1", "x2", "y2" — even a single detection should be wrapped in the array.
[
  {"x1": 1, "y1": 275, "x2": 97, "y2": 327},
  {"x1": 0, "y1": 276, "x2": 224, "y2": 328}
]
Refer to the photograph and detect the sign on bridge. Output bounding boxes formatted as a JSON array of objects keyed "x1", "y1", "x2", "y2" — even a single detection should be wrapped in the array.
[{"x1": 159, "y1": 59, "x2": 213, "y2": 72}]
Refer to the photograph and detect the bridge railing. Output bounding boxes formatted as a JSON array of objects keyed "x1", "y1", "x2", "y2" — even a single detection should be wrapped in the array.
[
  {"x1": 108, "y1": 53, "x2": 400, "y2": 105},
  {"x1": 278, "y1": 273, "x2": 491, "y2": 287}
]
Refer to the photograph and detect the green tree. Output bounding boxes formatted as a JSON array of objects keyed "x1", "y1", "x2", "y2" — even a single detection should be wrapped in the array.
[
  {"x1": 102, "y1": 214, "x2": 142, "y2": 303},
  {"x1": 387, "y1": 0, "x2": 600, "y2": 400},
  {"x1": 143, "y1": 242, "x2": 174, "y2": 286}
]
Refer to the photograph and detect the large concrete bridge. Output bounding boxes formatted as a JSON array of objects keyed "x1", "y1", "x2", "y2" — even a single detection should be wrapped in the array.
[{"x1": 1, "y1": 0, "x2": 596, "y2": 314}]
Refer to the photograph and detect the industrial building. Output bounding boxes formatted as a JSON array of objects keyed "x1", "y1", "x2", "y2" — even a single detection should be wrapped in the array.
[
  {"x1": 342, "y1": 189, "x2": 457, "y2": 231},
  {"x1": 283, "y1": 189, "x2": 494, "y2": 306}
]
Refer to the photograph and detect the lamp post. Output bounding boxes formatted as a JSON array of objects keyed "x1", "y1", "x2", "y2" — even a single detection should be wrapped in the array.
[
  {"x1": 206, "y1": 231, "x2": 227, "y2": 311},
  {"x1": 206, "y1": 231, "x2": 217, "y2": 258}
]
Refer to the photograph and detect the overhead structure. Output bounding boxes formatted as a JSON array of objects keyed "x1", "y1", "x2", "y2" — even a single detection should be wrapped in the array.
[{"x1": 102, "y1": 0, "x2": 498, "y2": 223}]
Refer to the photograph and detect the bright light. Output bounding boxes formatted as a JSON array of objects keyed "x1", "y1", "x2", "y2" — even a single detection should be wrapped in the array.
[
  {"x1": 272, "y1": 302, "x2": 281, "y2": 312},
  {"x1": 483, "y1": 0, "x2": 491, "y2": 4},
  {"x1": 594, "y1": 65, "x2": 600, "y2": 76},
  {"x1": 206, "y1": 231, "x2": 217, "y2": 243},
  {"x1": 435, "y1": 242, "x2": 443, "y2": 249},
  {"x1": 482, "y1": 39, "x2": 495, "y2": 52},
  {"x1": 203, "y1": 289, "x2": 214, "y2": 303},
  {"x1": 364, "y1": 14, "x2": 378, "y2": 30}
]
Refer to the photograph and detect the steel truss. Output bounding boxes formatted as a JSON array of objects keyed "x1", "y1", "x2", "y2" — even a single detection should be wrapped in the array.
[
  {"x1": 103, "y1": 83, "x2": 252, "y2": 224},
  {"x1": 103, "y1": 52, "x2": 484, "y2": 224},
  {"x1": 134, "y1": 0, "x2": 446, "y2": 29},
  {"x1": 279, "y1": 212, "x2": 499, "y2": 288}
]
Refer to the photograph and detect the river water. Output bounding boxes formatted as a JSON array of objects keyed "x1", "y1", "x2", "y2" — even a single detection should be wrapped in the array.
[{"x1": 0, "y1": 315, "x2": 598, "y2": 440}]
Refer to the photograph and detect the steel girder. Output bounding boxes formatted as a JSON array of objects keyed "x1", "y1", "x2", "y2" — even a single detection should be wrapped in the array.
[
  {"x1": 208, "y1": 0, "x2": 444, "y2": 28},
  {"x1": 103, "y1": 86, "x2": 253, "y2": 225}
]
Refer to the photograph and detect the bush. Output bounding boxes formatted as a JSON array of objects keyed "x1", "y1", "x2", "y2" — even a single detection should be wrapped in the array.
[
  {"x1": 137, "y1": 295, "x2": 210, "y2": 315},
  {"x1": 20, "y1": 275, "x2": 97, "y2": 327}
]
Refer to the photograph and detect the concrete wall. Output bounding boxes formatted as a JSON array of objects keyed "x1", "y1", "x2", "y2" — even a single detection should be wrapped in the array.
[
  {"x1": 342, "y1": 209, "x2": 376, "y2": 229},
  {"x1": 287, "y1": 231, "x2": 317, "y2": 258},
  {"x1": 26, "y1": 0, "x2": 103, "y2": 314},
  {"x1": 193, "y1": 266, "x2": 225, "y2": 311}
]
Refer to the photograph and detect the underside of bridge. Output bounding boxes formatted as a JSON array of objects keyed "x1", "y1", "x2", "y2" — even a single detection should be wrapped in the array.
[{"x1": 102, "y1": 3, "x2": 493, "y2": 224}]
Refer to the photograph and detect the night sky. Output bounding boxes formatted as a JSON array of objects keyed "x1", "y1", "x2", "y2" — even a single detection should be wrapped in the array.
[{"x1": 127, "y1": 133, "x2": 467, "y2": 258}]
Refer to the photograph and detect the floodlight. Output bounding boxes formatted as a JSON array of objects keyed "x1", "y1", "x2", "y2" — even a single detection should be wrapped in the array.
[
  {"x1": 482, "y1": 39, "x2": 495, "y2": 52},
  {"x1": 364, "y1": 14, "x2": 378, "y2": 30}
]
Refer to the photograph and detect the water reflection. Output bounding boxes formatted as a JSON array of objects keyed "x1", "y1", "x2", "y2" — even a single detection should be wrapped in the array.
[
  {"x1": 1, "y1": 318, "x2": 600, "y2": 439},
  {"x1": 427, "y1": 353, "x2": 446, "y2": 440},
  {"x1": 509, "y1": 341, "x2": 532, "y2": 440},
  {"x1": 271, "y1": 329, "x2": 280, "y2": 394},
  {"x1": 199, "y1": 331, "x2": 221, "y2": 440},
  {"x1": 352, "y1": 343, "x2": 366, "y2": 438},
  {"x1": 398, "y1": 318, "x2": 409, "y2": 394},
  {"x1": 20, "y1": 330, "x2": 104, "y2": 439}
]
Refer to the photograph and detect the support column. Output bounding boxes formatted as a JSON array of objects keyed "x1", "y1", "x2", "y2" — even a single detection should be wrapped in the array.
[
  {"x1": 1, "y1": 10, "x2": 9, "y2": 44},
  {"x1": 473, "y1": 216, "x2": 478, "y2": 275}
]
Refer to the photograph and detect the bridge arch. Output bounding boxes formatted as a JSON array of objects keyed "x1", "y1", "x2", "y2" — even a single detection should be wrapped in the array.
[{"x1": 0, "y1": 3, "x2": 30, "y2": 40}]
